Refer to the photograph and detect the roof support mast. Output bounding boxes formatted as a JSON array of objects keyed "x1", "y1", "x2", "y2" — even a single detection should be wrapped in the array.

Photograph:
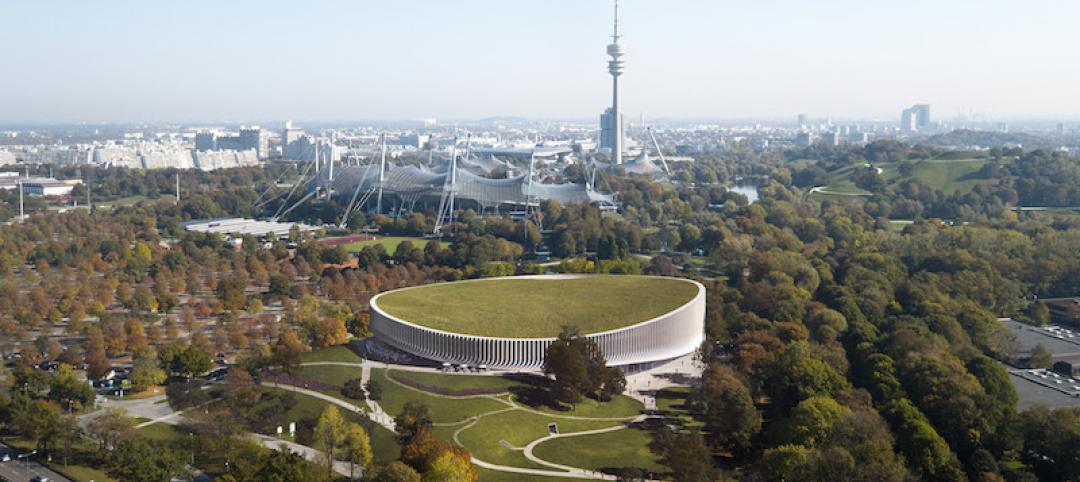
[
  {"x1": 433, "y1": 137, "x2": 459, "y2": 236},
  {"x1": 376, "y1": 133, "x2": 387, "y2": 214},
  {"x1": 647, "y1": 127, "x2": 671, "y2": 176}
]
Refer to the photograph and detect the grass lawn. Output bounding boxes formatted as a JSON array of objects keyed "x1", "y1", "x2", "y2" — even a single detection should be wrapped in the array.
[
  {"x1": 52, "y1": 464, "x2": 119, "y2": 482},
  {"x1": 523, "y1": 394, "x2": 643, "y2": 419},
  {"x1": 370, "y1": 423, "x2": 401, "y2": 465},
  {"x1": 375, "y1": 276, "x2": 698, "y2": 338},
  {"x1": 477, "y1": 467, "x2": 592, "y2": 481},
  {"x1": 342, "y1": 236, "x2": 446, "y2": 253},
  {"x1": 261, "y1": 386, "x2": 397, "y2": 462},
  {"x1": 907, "y1": 159, "x2": 989, "y2": 193},
  {"x1": 371, "y1": 369, "x2": 508, "y2": 424},
  {"x1": 298, "y1": 365, "x2": 363, "y2": 387},
  {"x1": 138, "y1": 422, "x2": 186, "y2": 444},
  {"x1": 531, "y1": 425, "x2": 667, "y2": 473},
  {"x1": 816, "y1": 158, "x2": 993, "y2": 200},
  {"x1": 455, "y1": 410, "x2": 622, "y2": 470},
  {"x1": 388, "y1": 369, "x2": 524, "y2": 393},
  {"x1": 132, "y1": 417, "x2": 152, "y2": 425},
  {"x1": 301, "y1": 344, "x2": 364, "y2": 364},
  {"x1": 655, "y1": 386, "x2": 704, "y2": 429}
]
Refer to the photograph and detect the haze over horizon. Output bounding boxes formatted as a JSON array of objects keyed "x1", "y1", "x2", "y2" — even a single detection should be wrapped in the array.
[{"x1": 3, "y1": 0, "x2": 1079, "y2": 124}]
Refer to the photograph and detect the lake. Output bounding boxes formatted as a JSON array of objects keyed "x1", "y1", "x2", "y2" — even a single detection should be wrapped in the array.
[{"x1": 728, "y1": 184, "x2": 760, "y2": 203}]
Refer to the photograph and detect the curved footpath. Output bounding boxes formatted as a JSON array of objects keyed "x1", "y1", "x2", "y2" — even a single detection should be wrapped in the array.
[{"x1": 294, "y1": 360, "x2": 679, "y2": 480}]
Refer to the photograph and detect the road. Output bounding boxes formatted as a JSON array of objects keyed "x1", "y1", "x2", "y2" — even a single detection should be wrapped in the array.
[{"x1": 0, "y1": 443, "x2": 71, "y2": 482}]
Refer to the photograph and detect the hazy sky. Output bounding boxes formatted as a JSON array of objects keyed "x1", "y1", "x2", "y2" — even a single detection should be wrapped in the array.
[{"x1": 3, "y1": 0, "x2": 1080, "y2": 123}]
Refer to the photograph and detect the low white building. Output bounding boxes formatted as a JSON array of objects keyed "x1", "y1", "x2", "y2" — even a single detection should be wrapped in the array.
[{"x1": 0, "y1": 177, "x2": 77, "y2": 196}]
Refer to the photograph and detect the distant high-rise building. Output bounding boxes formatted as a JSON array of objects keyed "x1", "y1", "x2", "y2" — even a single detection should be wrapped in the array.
[
  {"x1": 194, "y1": 131, "x2": 216, "y2": 151},
  {"x1": 194, "y1": 127, "x2": 265, "y2": 158},
  {"x1": 602, "y1": 0, "x2": 625, "y2": 164},
  {"x1": 823, "y1": 132, "x2": 840, "y2": 146},
  {"x1": 795, "y1": 132, "x2": 816, "y2": 148},
  {"x1": 797, "y1": 114, "x2": 808, "y2": 129},
  {"x1": 283, "y1": 120, "x2": 304, "y2": 147},
  {"x1": 901, "y1": 104, "x2": 930, "y2": 132}
]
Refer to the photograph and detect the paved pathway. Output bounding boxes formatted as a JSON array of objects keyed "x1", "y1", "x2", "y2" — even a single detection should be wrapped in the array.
[
  {"x1": 521, "y1": 424, "x2": 635, "y2": 479},
  {"x1": 261, "y1": 382, "x2": 397, "y2": 432},
  {"x1": 81, "y1": 384, "x2": 361, "y2": 480},
  {"x1": 251, "y1": 433, "x2": 355, "y2": 478},
  {"x1": 273, "y1": 354, "x2": 703, "y2": 480}
]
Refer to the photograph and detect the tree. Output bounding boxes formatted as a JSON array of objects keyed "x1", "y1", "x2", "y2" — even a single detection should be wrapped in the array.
[
  {"x1": 176, "y1": 345, "x2": 213, "y2": 377},
  {"x1": 881, "y1": 398, "x2": 964, "y2": 481},
  {"x1": 216, "y1": 277, "x2": 247, "y2": 311},
  {"x1": 597, "y1": 365, "x2": 626, "y2": 401},
  {"x1": 770, "y1": 396, "x2": 850, "y2": 447},
  {"x1": 48, "y1": 364, "x2": 95, "y2": 411},
  {"x1": 19, "y1": 399, "x2": 64, "y2": 457},
  {"x1": 1026, "y1": 301, "x2": 1050, "y2": 325},
  {"x1": 1021, "y1": 405, "x2": 1080, "y2": 481},
  {"x1": 256, "y1": 449, "x2": 319, "y2": 482},
  {"x1": 314, "y1": 405, "x2": 347, "y2": 478},
  {"x1": 757, "y1": 445, "x2": 809, "y2": 482},
  {"x1": 272, "y1": 329, "x2": 306, "y2": 376},
  {"x1": 543, "y1": 326, "x2": 595, "y2": 406},
  {"x1": 225, "y1": 368, "x2": 262, "y2": 419},
  {"x1": 366, "y1": 379, "x2": 383, "y2": 401},
  {"x1": 342, "y1": 423, "x2": 373, "y2": 480},
  {"x1": 158, "y1": 342, "x2": 185, "y2": 376},
  {"x1": 269, "y1": 273, "x2": 292, "y2": 299},
  {"x1": 86, "y1": 408, "x2": 137, "y2": 451},
  {"x1": 84, "y1": 325, "x2": 111, "y2": 380},
  {"x1": 55, "y1": 414, "x2": 80, "y2": 467},
  {"x1": 395, "y1": 402, "x2": 433, "y2": 443},
  {"x1": 166, "y1": 379, "x2": 209, "y2": 411},
  {"x1": 372, "y1": 461, "x2": 422, "y2": 482},
  {"x1": 700, "y1": 364, "x2": 760, "y2": 454},
  {"x1": 424, "y1": 445, "x2": 477, "y2": 482},
  {"x1": 309, "y1": 317, "x2": 349, "y2": 348},
  {"x1": 130, "y1": 355, "x2": 166, "y2": 392},
  {"x1": 1029, "y1": 343, "x2": 1052, "y2": 369},
  {"x1": 663, "y1": 432, "x2": 716, "y2": 482},
  {"x1": 109, "y1": 439, "x2": 185, "y2": 482},
  {"x1": 341, "y1": 378, "x2": 366, "y2": 401}
]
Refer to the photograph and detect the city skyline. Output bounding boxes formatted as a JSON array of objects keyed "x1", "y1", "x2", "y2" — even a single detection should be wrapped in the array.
[{"x1": 3, "y1": 0, "x2": 1080, "y2": 123}]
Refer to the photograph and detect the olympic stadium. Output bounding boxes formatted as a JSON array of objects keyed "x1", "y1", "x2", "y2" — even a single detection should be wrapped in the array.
[
  {"x1": 369, "y1": 274, "x2": 705, "y2": 370},
  {"x1": 323, "y1": 161, "x2": 617, "y2": 215}
]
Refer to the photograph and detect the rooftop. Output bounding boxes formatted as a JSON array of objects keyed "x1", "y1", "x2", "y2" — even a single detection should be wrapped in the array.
[
  {"x1": 374, "y1": 275, "x2": 698, "y2": 338},
  {"x1": 180, "y1": 217, "x2": 318, "y2": 237}
]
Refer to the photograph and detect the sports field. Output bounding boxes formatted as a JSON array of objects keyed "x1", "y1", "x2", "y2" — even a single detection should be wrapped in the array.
[
  {"x1": 374, "y1": 276, "x2": 697, "y2": 337},
  {"x1": 341, "y1": 236, "x2": 447, "y2": 253}
]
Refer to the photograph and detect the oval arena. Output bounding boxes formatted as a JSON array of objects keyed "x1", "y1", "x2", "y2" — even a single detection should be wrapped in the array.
[{"x1": 369, "y1": 274, "x2": 705, "y2": 370}]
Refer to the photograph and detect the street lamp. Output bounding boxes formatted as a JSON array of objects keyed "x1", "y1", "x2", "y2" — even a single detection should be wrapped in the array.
[
  {"x1": 188, "y1": 433, "x2": 194, "y2": 466},
  {"x1": 19, "y1": 449, "x2": 37, "y2": 472}
]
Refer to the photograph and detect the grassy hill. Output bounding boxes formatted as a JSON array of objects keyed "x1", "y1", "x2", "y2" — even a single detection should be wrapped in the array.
[{"x1": 809, "y1": 156, "x2": 996, "y2": 199}]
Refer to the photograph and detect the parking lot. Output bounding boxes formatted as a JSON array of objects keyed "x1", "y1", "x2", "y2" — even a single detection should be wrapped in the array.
[{"x1": 1004, "y1": 319, "x2": 1080, "y2": 409}]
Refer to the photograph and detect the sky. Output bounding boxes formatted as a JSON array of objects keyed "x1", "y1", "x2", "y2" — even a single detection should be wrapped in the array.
[{"x1": 2, "y1": 0, "x2": 1080, "y2": 123}]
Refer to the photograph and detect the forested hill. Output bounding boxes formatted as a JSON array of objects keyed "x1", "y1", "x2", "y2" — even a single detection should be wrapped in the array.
[{"x1": 927, "y1": 129, "x2": 1050, "y2": 149}]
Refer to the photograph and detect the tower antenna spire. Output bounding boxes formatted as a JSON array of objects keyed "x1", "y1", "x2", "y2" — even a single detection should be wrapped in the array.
[{"x1": 613, "y1": 0, "x2": 620, "y2": 42}]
